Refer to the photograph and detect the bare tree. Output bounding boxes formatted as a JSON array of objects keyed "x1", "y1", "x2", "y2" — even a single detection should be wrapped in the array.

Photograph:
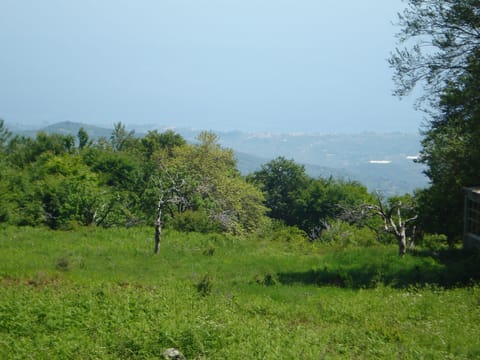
[
  {"x1": 341, "y1": 193, "x2": 418, "y2": 256},
  {"x1": 153, "y1": 173, "x2": 188, "y2": 255},
  {"x1": 307, "y1": 219, "x2": 331, "y2": 242}
]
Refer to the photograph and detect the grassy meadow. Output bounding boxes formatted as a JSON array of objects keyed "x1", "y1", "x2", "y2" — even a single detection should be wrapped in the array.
[{"x1": 1, "y1": 226, "x2": 480, "y2": 359}]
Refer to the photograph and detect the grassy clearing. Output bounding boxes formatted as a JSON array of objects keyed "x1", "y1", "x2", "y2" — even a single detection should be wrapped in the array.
[{"x1": 1, "y1": 226, "x2": 479, "y2": 359}]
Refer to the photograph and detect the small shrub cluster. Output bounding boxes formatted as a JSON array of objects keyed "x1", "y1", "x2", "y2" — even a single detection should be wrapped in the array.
[
  {"x1": 316, "y1": 221, "x2": 378, "y2": 247},
  {"x1": 196, "y1": 274, "x2": 214, "y2": 296},
  {"x1": 55, "y1": 256, "x2": 70, "y2": 271},
  {"x1": 254, "y1": 272, "x2": 279, "y2": 286},
  {"x1": 421, "y1": 233, "x2": 449, "y2": 251},
  {"x1": 258, "y1": 221, "x2": 307, "y2": 243},
  {"x1": 169, "y1": 210, "x2": 222, "y2": 234}
]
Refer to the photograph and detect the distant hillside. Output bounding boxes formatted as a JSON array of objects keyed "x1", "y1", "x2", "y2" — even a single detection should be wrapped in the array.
[
  {"x1": 41, "y1": 121, "x2": 113, "y2": 139},
  {"x1": 219, "y1": 130, "x2": 427, "y2": 195},
  {"x1": 8, "y1": 121, "x2": 113, "y2": 140},
  {"x1": 234, "y1": 151, "x2": 353, "y2": 180},
  {"x1": 10, "y1": 121, "x2": 428, "y2": 195}
]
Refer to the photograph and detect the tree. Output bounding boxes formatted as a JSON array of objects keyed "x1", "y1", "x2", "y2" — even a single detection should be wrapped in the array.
[
  {"x1": 5, "y1": 132, "x2": 75, "y2": 169},
  {"x1": 415, "y1": 55, "x2": 480, "y2": 240},
  {"x1": 249, "y1": 159, "x2": 374, "y2": 238},
  {"x1": 141, "y1": 130, "x2": 186, "y2": 159},
  {"x1": 390, "y1": 0, "x2": 480, "y2": 242},
  {"x1": 297, "y1": 178, "x2": 374, "y2": 239},
  {"x1": 153, "y1": 173, "x2": 188, "y2": 254},
  {"x1": 154, "y1": 131, "x2": 268, "y2": 235},
  {"x1": 77, "y1": 127, "x2": 91, "y2": 149},
  {"x1": 249, "y1": 157, "x2": 309, "y2": 226},
  {"x1": 343, "y1": 193, "x2": 418, "y2": 256},
  {"x1": 389, "y1": 0, "x2": 480, "y2": 104},
  {"x1": 2, "y1": 153, "x2": 106, "y2": 228},
  {"x1": 110, "y1": 122, "x2": 135, "y2": 152},
  {"x1": 0, "y1": 119, "x2": 11, "y2": 151}
]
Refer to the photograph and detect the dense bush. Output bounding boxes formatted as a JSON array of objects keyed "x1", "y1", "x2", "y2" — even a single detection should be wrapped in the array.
[
  {"x1": 421, "y1": 233, "x2": 449, "y2": 251},
  {"x1": 257, "y1": 221, "x2": 308, "y2": 244},
  {"x1": 319, "y1": 221, "x2": 378, "y2": 247},
  {"x1": 169, "y1": 210, "x2": 222, "y2": 234}
]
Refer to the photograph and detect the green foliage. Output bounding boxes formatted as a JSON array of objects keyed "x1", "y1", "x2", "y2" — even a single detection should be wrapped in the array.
[
  {"x1": 250, "y1": 156, "x2": 309, "y2": 226},
  {"x1": 6, "y1": 132, "x2": 75, "y2": 168},
  {"x1": 319, "y1": 221, "x2": 378, "y2": 247},
  {"x1": 414, "y1": 59, "x2": 480, "y2": 241},
  {"x1": 0, "y1": 125, "x2": 271, "y2": 232},
  {"x1": 254, "y1": 272, "x2": 279, "y2": 286},
  {"x1": 390, "y1": 0, "x2": 480, "y2": 101},
  {"x1": 141, "y1": 129, "x2": 186, "y2": 159},
  {"x1": 0, "y1": 123, "x2": 391, "y2": 238},
  {"x1": 0, "y1": 118, "x2": 11, "y2": 150},
  {"x1": 421, "y1": 233, "x2": 449, "y2": 251},
  {"x1": 83, "y1": 148, "x2": 141, "y2": 189},
  {"x1": 32, "y1": 154, "x2": 103, "y2": 228},
  {"x1": 195, "y1": 273, "x2": 214, "y2": 296},
  {"x1": 425, "y1": 62, "x2": 480, "y2": 238},
  {"x1": 77, "y1": 127, "x2": 90, "y2": 149},
  {"x1": 251, "y1": 157, "x2": 374, "y2": 238},
  {"x1": 259, "y1": 221, "x2": 308, "y2": 244},
  {"x1": 0, "y1": 166, "x2": 43, "y2": 226},
  {"x1": 55, "y1": 256, "x2": 71, "y2": 271},
  {"x1": 0, "y1": 123, "x2": 424, "y2": 244},
  {"x1": 297, "y1": 178, "x2": 373, "y2": 235},
  {"x1": 160, "y1": 131, "x2": 268, "y2": 235},
  {"x1": 110, "y1": 122, "x2": 135, "y2": 152},
  {"x1": 169, "y1": 210, "x2": 222, "y2": 233},
  {"x1": 392, "y1": 1, "x2": 480, "y2": 242}
]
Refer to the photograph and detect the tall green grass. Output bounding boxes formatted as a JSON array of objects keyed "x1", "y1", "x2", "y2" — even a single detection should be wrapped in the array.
[{"x1": 1, "y1": 226, "x2": 479, "y2": 359}]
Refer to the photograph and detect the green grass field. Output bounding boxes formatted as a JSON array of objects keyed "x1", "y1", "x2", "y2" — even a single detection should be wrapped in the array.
[{"x1": 1, "y1": 226, "x2": 479, "y2": 359}]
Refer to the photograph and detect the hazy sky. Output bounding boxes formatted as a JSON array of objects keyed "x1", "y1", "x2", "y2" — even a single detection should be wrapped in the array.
[{"x1": 0, "y1": 0, "x2": 423, "y2": 133}]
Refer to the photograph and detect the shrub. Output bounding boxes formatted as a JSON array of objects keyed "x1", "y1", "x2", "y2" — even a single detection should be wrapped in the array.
[
  {"x1": 202, "y1": 245, "x2": 215, "y2": 256},
  {"x1": 319, "y1": 221, "x2": 377, "y2": 246},
  {"x1": 258, "y1": 221, "x2": 307, "y2": 243},
  {"x1": 421, "y1": 233, "x2": 448, "y2": 251},
  {"x1": 195, "y1": 274, "x2": 213, "y2": 296},
  {"x1": 55, "y1": 256, "x2": 70, "y2": 271},
  {"x1": 169, "y1": 210, "x2": 222, "y2": 234},
  {"x1": 255, "y1": 272, "x2": 278, "y2": 286}
]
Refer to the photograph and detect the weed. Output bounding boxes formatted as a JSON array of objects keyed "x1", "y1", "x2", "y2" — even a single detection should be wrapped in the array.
[
  {"x1": 196, "y1": 274, "x2": 213, "y2": 296},
  {"x1": 26, "y1": 271, "x2": 61, "y2": 287},
  {"x1": 56, "y1": 256, "x2": 70, "y2": 271},
  {"x1": 202, "y1": 245, "x2": 215, "y2": 256},
  {"x1": 255, "y1": 272, "x2": 278, "y2": 286}
]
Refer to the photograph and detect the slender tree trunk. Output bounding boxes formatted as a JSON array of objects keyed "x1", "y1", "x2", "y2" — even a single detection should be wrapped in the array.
[
  {"x1": 152, "y1": 175, "x2": 187, "y2": 254},
  {"x1": 154, "y1": 201, "x2": 163, "y2": 255},
  {"x1": 397, "y1": 228, "x2": 407, "y2": 257},
  {"x1": 154, "y1": 218, "x2": 161, "y2": 255}
]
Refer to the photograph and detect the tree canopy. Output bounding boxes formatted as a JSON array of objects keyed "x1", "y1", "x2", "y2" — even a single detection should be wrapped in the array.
[
  {"x1": 391, "y1": 1, "x2": 480, "y2": 242},
  {"x1": 249, "y1": 157, "x2": 373, "y2": 238},
  {"x1": 390, "y1": 0, "x2": 480, "y2": 104},
  {"x1": 0, "y1": 124, "x2": 269, "y2": 235}
]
